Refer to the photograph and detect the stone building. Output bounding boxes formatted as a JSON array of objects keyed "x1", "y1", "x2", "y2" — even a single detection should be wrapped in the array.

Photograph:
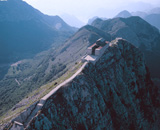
[{"x1": 87, "y1": 38, "x2": 109, "y2": 56}]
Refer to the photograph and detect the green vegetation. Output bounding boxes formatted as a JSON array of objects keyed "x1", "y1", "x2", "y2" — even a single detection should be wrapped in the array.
[
  {"x1": 0, "y1": 54, "x2": 66, "y2": 116},
  {"x1": 0, "y1": 23, "x2": 112, "y2": 117},
  {"x1": 0, "y1": 61, "x2": 83, "y2": 124},
  {"x1": 0, "y1": 0, "x2": 77, "y2": 119}
]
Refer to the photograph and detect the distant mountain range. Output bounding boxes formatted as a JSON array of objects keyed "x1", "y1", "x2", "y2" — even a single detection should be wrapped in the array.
[
  {"x1": 115, "y1": 8, "x2": 160, "y2": 30},
  {"x1": 60, "y1": 14, "x2": 85, "y2": 28},
  {"x1": 88, "y1": 16, "x2": 108, "y2": 25},
  {"x1": 144, "y1": 14, "x2": 160, "y2": 30},
  {"x1": 115, "y1": 10, "x2": 132, "y2": 18},
  {"x1": 148, "y1": 7, "x2": 160, "y2": 14},
  {"x1": 0, "y1": 0, "x2": 75, "y2": 64},
  {"x1": 131, "y1": 11, "x2": 147, "y2": 18}
]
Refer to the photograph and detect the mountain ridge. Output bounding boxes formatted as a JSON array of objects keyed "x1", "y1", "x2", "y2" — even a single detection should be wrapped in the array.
[
  {"x1": 115, "y1": 8, "x2": 160, "y2": 30},
  {"x1": 115, "y1": 10, "x2": 132, "y2": 18},
  {"x1": 91, "y1": 16, "x2": 160, "y2": 79},
  {"x1": 22, "y1": 38, "x2": 160, "y2": 130},
  {"x1": 1, "y1": 15, "x2": 160, "y2": 124}
]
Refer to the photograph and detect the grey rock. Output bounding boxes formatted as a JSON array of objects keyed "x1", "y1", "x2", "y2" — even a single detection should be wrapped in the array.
[{"x1": 27, "y1": 39, "x2": 160, "y2": 130}]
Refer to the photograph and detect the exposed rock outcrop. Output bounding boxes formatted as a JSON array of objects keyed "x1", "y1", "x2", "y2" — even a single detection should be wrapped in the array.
[{"x1": 27, "y1": 39, "x2": 160, "y2": 130}]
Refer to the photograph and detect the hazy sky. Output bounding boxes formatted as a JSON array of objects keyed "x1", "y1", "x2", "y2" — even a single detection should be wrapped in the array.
[{"x1": 23, "y1": 0, "x2": 160, "y2": 22}]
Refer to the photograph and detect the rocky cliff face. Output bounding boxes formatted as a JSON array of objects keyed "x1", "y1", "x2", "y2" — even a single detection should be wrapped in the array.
[{"x1": 27, "y1": 39, "x2": 160, "y2": 130}]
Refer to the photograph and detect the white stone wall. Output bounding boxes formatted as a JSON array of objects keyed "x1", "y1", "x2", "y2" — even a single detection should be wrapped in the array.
[
  {"x1": 87, "y1": 48, "x2": 92, "y2": 55},
  {"x1": 93, "y1": 43, "x2": 110, "y2": 64},
  {"x1": 10, "y1": 121, "x2": 24, "y2": 130},
  {"x1": 95, "y1": 44, "x2": 109, "y2": 56},
  {"x1": 5, "y1": 101, "x2": 38, "y2": 130},
  {"x1": 95, "y1": 49, "x2": 101, "y2": 56},
  {"x1": 11, "y1": 102, "x2": 38, "y2": 124}
]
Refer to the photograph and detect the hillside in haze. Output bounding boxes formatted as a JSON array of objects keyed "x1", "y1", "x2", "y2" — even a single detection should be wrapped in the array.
[
  {"x1": 144, "y1": 14, "x2": 160, "y2": 30},
  {"x1": 60, "y1": 14, "x2": 85, "y2": 28},
  {"x1": 116, "y1": 8, "x2": 160, "y2": 30},
  {"x1": 88, "y1": 16, "x2": 108, "y2": 25},
  {"x1": 140, "y1": 8, "x2": 160, "y2": 30},
  {"x1": 115, "y1": 10, "x2": 132, "y2": 18},
  {"x1": 131, "y1": 11, "x2": 147, "y2": 18},
  {"x1": 148, "y1": 7, "x2": 160, "y2": 14},
  {"x1": 0, "y1": 0, "x2": 75, "y2": 65}
]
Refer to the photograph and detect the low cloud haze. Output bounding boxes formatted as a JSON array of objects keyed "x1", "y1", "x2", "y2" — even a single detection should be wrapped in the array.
[{"x1": 23, "y1": 0, "x2": 160, "y2": 23}]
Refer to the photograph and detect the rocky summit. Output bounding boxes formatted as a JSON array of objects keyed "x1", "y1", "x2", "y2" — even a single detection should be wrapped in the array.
[
  {"x1": 26, "y1": 39, "x2": 160, "y2": 130},
  {"x1": 91, "y1": 16, "x2": 160, "y2": 80}
]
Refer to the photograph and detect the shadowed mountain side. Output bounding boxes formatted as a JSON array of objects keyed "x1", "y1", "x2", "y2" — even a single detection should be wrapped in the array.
[
  {"x1": 0, "y1": 20, "x2": 57, "y2": 63},
  {"x1": 0, "y1": 0, "x2": 75, "y2": 64}
]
